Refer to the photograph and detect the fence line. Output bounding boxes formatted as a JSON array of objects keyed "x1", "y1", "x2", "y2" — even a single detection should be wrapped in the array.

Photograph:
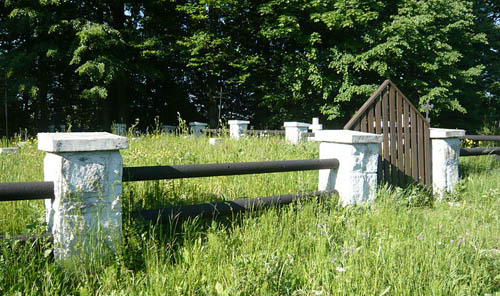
[{"x1": 122, "y1": 158, "x2": 338, "y2": 182}]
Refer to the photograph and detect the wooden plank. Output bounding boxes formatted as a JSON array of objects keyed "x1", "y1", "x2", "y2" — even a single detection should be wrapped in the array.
[
  {"x1": 403, "y1": 99, "x2": 411, "y2": 185},
  {"x1": 417, "y1": 116, "x2": 425, "y2": 185},
  {"x1": 367, "y1": 105, "x2": 374, "y2": 134},
  {"x1": 344, "y1": 80, "x2": 392, "y2": 129},
  {"x1": 361, "y1": 114, "x2": 367, "y2": 132},
  {"x1": 382, "y1": 91, "x2": 390, "y2": 183},
  {"x1": 411, "y1": 109, "x2": 418, "y2": 182},
  {"x1": 375, "y1": 99, "x2": 382, "y2": 135},
  {"x1": 396, "y1": 90, "x2": 404, "y2": 187},
  {"x1": 389, "y1": 86, "x2": 398, "y2": 185},
  {"x1": 375, "y1": 99, "x2": 382, "y2": 183},
  {"x1": 424, "y1": 122, "x2": 431, "y2": 187}
]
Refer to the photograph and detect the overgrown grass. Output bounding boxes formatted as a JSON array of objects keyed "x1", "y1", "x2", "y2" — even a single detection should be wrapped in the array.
[{"x1": 0, "y1": 134, "x2": 499, "y2": 295}]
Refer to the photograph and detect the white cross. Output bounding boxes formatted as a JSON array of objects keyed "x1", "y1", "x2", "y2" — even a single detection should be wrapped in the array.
[{"x1": 422, "y1": 100, "x2": 434, "y2": 124}]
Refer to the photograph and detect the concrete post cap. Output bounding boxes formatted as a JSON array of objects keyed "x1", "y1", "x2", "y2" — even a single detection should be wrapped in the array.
[
  {"x1": 189, "y1": 122, "x2": 208, "y2": 127},
  {"x1": 429, "y1": 128, "x2": 466, "y2": 139},
  {"x1": 284, "y1": 122, "x2": 311, "y2": 128},
  {"x1": 38, "y1": 132, "x2": 129, "y2": 152},
  {"x1": 315, "y1": 130, "x2": 383, "y2": 144},
  {"x1": 228, "y1": 120, "x2": 250, "y2": 125}
]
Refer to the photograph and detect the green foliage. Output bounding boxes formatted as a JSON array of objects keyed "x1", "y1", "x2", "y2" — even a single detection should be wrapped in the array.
[{"x1": 0, "y1": 0, "x2": 499, "y2": 133}]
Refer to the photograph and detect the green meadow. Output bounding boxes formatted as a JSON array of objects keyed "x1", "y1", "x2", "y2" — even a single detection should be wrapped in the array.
[{"x1": 0, "y1": 133, "x2": 499, "y2": 295}]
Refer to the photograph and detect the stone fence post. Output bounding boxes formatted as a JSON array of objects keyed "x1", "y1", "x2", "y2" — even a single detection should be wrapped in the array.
[
  {"x1": 284, "y1": 122, "x2": 310, "y2": 144},
  {"x1": 228, "y1": 120, "x2": 250, "y2": 139},
  {"x1": 430, "y1": 128, "x2": 465, "y2": 200},
  {"x1": 316, "y1": 130, "x2": 382, "y2": 206},
  {"x1": 38, "y1": 132, "x2": 128, "y2": 259},
  {"x1": 189, "y1": 122, "x2": 208, "y2": 137}
]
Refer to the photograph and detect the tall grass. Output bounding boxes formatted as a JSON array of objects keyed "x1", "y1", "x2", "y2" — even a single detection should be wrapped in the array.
[{"x1": 0, "y1": 134, "x2": 499, "y2": 295}]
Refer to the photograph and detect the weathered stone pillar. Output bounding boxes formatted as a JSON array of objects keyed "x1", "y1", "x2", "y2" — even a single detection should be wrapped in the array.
[
  {"x1": 316, "y1": 130, "x2": 382, "y2": 206},
  {"x1": 284, "y1": 122, "x2": 310, "y2": 144},
  {"x1": 430, "y1": 128, "x2": 465, "y2": 200},
  {"x1": 228, "y1": 120, "x2": 250, "y2": 139},
  {"x1": 38, "y1": 132, "x2": 128, "y2": 259},
  {"x1": 189, "y1": 122, "x2": 208, "y2": 137}
]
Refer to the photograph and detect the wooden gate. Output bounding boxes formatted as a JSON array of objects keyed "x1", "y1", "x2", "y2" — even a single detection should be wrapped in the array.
[{"x1": 344, "y1": 80, "x2": 431, "y2": 187}]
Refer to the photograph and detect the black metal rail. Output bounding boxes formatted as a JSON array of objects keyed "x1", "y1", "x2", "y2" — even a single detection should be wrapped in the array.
[
  {"x1": 244, "y1": 130, "x2": 285, "y2": 135},
  {"x1": 0, "y1": 181, "x2": 54, "y2": 202},
  {"x1": 460, "y1": 147, "x2": 500, "y2": 156},
  {"x1": 131, "y1": 190, "x2": 337, "y2": 222},
  {"x1": 123, "y1": 158, "x2": 339, "y2": 182},
  {"x1": 460, "y1": 135, "x2": 500, "y2": 141}
]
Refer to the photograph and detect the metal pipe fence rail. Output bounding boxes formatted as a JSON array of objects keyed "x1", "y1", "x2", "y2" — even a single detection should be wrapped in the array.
[
  {"x1": 122, "y1": 158, "x2": 339, "y2": 182},
  {"x1": 243, "y1": 130, "x2": 285, "y2": 135},
  {"x1": 132, "y1": 190, "x2": 338, "y2": 222},
  {"x1": 0, "y1": 181, "x2": 54, "y2": 202},
  {"x1": 460, "y1": 147, "x2": 500, "y2": 157},
  {"x1": 460, "y1": 135, "x2": 500, "y2": 142}
]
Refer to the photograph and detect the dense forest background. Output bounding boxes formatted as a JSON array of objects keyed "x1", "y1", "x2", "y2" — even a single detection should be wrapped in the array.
[{"x1": 0, "y1": 0, "x2": 499, "y2": 136}]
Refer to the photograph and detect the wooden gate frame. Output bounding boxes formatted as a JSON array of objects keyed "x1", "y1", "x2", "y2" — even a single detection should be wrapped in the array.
[{"x1": 344, "y1": 80, "x2": 431, "y2": 187}]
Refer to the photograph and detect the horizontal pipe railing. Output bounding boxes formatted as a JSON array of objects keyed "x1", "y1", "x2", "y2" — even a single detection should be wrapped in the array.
[
  {"x1": 131, "y1": 190, "x2": 337, "y2": 222},
  {"x1": 460, "y1": 135, "x2": 500, "y2": 141},
  {"x1": 0, "y1": 181, "x2": 54, "y2": 202},
  {"x1": 460, "y1": 147, "x2": 500, "y2": 156},
  {"x1": 244, "y1": 130, "x2": 285, "y2": 135},
  {"x1": 123, "y1": 158, "x2": 339, "y2": 182}
]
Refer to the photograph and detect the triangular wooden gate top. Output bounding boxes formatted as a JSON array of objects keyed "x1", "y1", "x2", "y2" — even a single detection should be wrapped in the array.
[{"x1": 344, "y1": 80, "x2": 431, "y2": 187}]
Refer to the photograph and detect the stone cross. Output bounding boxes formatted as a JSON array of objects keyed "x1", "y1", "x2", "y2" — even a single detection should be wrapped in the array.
[{"x1": 422, "y1": 100, "x2": 434, "y2": 124}]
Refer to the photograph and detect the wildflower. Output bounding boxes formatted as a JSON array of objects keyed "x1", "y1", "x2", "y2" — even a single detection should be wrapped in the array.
[
  {"x1": 336, "y1": 267, "x2": 346, "y2": 273},
  {"x1": 416, "y1": 235, "x2": 424, "y2": 241},
  {"x1": 465, "y1": 232, "x2": 470, "y2": 236},
  {"x1": 437, "y1": 241, "x2": 442, "y2": 246},
  {"x1": 312, "y1": 290, "x2": 323, "y2": 295},
  {"x1": 331, "y1": 258, "x2": 337, "y2": 264},
  {"x1": 450, "y1": 239, "x2": 454, "y2": 243}
]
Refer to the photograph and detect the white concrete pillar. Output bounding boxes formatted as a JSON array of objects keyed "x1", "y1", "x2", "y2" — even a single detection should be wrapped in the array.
[
  {"x1": 316, "y1": 130, "x2": 383, "y2": 206},
  {"x1": 189, "y1": 122, "x2": 208, "y2": 137},
  {"x1": 284, "y1": 122, "x2": 311, "y2": 144},
  {"x1": 38, "y1": 132, "x2": 128, "y2": 259},
  {"x1": 228, "y1": 120, "x2": 250, "y2": 139},
  {"x1": 430, "y1": 128, "x2": 465, "y2": 200}
]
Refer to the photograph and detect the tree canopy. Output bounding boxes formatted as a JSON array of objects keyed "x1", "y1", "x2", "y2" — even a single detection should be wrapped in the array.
[{"x1": 1, "y1": 0, "x2": 499, "y2": 134}]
